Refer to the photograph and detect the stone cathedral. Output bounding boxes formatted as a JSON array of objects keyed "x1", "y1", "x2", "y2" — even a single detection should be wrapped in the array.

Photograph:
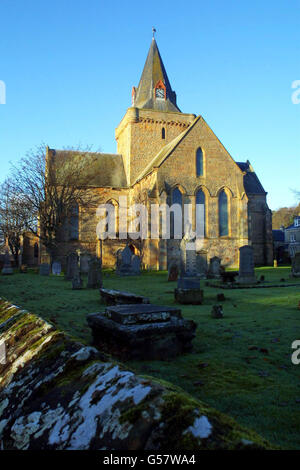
[{"x1": 44, "y1": 37, "x2": 273, "y2": 269}]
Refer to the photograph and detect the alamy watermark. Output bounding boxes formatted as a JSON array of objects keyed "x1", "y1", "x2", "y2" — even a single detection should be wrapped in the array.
[
  {"x1": 0, "y1": 340, "x2": 6, "y2": 365},
  {"x1": 0, "y1": 80, "x2": 6, "y2": 104},
  {"x1": 95, "y1": 196, "x2": 205, "y2": 250},
  {"x1": 291, "y1": 80, "x2": 300, "y2": 104},
  {"x1": 291, "y1": 340, "x2": 300, "y2": 365}
]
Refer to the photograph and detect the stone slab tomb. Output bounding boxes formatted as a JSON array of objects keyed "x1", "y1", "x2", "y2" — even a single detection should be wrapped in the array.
[
  {"x1": 87, "y1": 304, "x2": 197, "y2": 360},
  {"x1": 100, "y1": 288, "x2": 149, "y2": 306}
]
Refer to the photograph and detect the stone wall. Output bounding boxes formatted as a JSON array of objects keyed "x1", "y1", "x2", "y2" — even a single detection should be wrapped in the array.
[
  {"x1": 116, "y1": 107, "x2": 195, "y2": 184},
  {"x1": 0, "y1": 299, "x2": 272, "y2": 450}
]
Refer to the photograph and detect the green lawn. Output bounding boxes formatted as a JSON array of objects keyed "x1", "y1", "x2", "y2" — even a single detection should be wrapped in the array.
[{"x1": 1, "y1": 266, "x2": 300, "y2": 449}]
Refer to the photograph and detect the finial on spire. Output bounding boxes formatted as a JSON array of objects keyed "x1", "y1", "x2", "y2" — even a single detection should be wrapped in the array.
[{"x1": 152, "y1": 27, "x2": 156, "y2": 39}]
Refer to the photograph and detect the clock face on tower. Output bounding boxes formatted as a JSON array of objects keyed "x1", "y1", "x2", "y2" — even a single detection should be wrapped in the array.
[{"x1": 155, "y1": 87, "x2": 165, "y2": 99}]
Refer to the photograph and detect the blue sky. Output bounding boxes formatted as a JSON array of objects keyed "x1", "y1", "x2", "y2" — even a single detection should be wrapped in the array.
[{"x1": 0, "y1": 0, "x2": 299, "y2": 210}]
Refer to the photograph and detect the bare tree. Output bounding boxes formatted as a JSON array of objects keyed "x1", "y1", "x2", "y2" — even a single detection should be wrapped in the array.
[
  {"x1": 0, "y1": 178, "x2": 28, "y2": 266},
  {"x1": 9, "y1": 144, "x2": 99, "y2": 264}
]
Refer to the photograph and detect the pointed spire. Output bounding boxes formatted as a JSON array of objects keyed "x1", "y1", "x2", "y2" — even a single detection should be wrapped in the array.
[{"x1": 134, "y1": 38, "x2": 180, "y2": 112}]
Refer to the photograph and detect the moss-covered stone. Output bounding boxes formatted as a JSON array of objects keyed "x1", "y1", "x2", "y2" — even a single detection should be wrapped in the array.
[{"x1": 0, "y1": 298, "x2": 275, "y2": 450}]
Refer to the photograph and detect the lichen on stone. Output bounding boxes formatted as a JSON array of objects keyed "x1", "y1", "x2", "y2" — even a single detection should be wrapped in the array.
[{"x1": 0, "y1": 298, "x2": 274, "y2": 450}]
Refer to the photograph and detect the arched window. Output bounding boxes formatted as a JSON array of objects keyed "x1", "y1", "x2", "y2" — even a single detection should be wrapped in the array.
[
  {"x1": 196, "y1": 148, "x2": 204, "y2": 177},
  {"x1": 171, "y1": 187, "x2": 183, "y2": 238},
  {"x1": 172, "y1": 187, "x2": 182, "y2": 206},
  {"x1": 69, "y1": 204, "x2": 79, "y2": 240},
  {"x1": 219, "y1": 190, "x2": 229, "y2": 237},
  {"x1": 162, "y1": 127, "x2": 165, "y2": 139},
  {"x1": 196, "y1": 189, "x2": 206, "y2": 238},
  {"x1": 34, "y1": 243, "x2": 39, "y2": 258}
]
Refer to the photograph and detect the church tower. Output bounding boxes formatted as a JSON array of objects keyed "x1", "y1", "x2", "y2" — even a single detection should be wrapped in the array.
[{"x1": 115, "y1": 37, "x2": 196, "y2": 185}]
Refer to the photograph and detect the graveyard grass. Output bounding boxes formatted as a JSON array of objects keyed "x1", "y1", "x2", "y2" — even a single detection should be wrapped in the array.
[{"x1": 0, "y1": 267, "x2": 300, "y2": 450}]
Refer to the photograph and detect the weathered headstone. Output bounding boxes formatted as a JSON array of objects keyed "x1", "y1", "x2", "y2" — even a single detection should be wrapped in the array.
[
  {"x1": 87, "y1": 304, "x2": 197, "y2": 360},
  {"x1": 87, "y1": 257, "x2": 102, "y2": 288},
  {"x1": 65, "y1": 252, "x2": 78, "y2": 280},
  {"x1": 100, "y1": 288, "x2": 149, "y2": 305},
  {"x1": 79, "y1": 252, "x2": 91, "y2": 274},
  {"x1": 237, "y1": 245, "x2": 257, "y2": 284},
  {"x1": 196, "y1": 250, "x2": 208, "y2": 279},
  {"x1": 19, "y1": 264, "x2": 27, "y2": 274},
  {"x1": 116, "y1": 245, "x2": 140, "y2": 276},
  {"x1": 208, "y1": 256, "x2": 221, "y2": 279},
  {"x1": 178, "y1": 234, "x2": 199, "y2": 286},
  {"x1": 292, "y1": 253, "x2": 300, "y2": 278},
  {"x1": 211, "y1": 305, "x2": 224, "y2": 318},
  {"x1": 131, "y1": 255, "x2": 141, "y2": 275},
  {"x1": 121, "y1": 245, "x2": 132, "y2": 265},
  {"x1": 1, "y1": 250, "x2": 13, "y2": 275},
  {"x1": 175, "y1": 231, "x2": 203, "y2": 304},
  {"x1": 39, "y1": 263, "x2": 50, "y2": 276},
  {"x1": 52, "y1": 261, "x2": 62, "y2": 276},
  {"x1": 115, "y1": 249, "x2": 122, "y2": 271},
  {"x1": 72, "y1": 264, "x2": 83, "y2": 290},
  {"x1": 168, "y1": 262, "x2": 179, "y2": 282}
]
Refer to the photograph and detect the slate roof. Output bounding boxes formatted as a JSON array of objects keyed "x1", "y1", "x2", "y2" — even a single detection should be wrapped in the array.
[
  {"x1": 134, "y1": 38, "x2": 180, "y2": 112},
  {"x1": 50, "y1": 149, "x2": 128, "y2": 188},
  {"x1": 272, "y1": 230, "x2": 285, "y2": 242},
  {"x1": 285, "y1": 219, "x2": 300, "y2": 230},
  {"x1": 236, "y1": 161, "x2": 266, "y2": 195}
]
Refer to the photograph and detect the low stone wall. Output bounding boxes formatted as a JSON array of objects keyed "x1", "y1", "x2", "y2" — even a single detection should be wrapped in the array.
[{"x1": 0, "y1": 299, "x2": 273, "y2": 450}]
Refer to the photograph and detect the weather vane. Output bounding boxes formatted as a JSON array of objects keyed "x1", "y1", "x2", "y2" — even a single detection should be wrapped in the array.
[{"x1": 152, "y1": 27, "x2": 156, "y2": 38}]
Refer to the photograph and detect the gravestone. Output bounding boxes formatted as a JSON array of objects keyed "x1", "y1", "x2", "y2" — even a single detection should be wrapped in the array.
[
  {"x1": 72, "y1": 264, "x2": 83, "y2": 290},
  {"x1": 87, "y1": 304, "x2": 197, "y2": 360},
  {"x1": 131, "y1": 255, "x2": 141, "y2": 275},
  {"x1": 121, "y1": 245, "x2": 132, "y2": 265},
  {"x1": 1, "y1": 250, "x2": 13, "y2": 275},
  {"x1": 100, "y1": 288, "x2": 149, "y2": 305},
  {"x1": 177, "y1": 231, "x2": 199, "y2": 288},
  {"x1": 208, "y1": 256, "x2": 221, "y2": 279},
  {"x1": 115, "y1": 249, "x2": 122, "y2": 271},
  {"x1": 52, "y1": 261, "x2": 62, "y2": 276},
  {"x1": 292, "y1": 253, "x2": 300, "y2": 278},
  {"x1": 175, "y1": 230, "x2": 203, "y2": 304},
  {"x1": 211, "y1": 305, "x2": 224, "y2": 319},
  {"x1": 79, "y1": 252, "x2": 91, "y2": 274},
  {"x1": 65, "y1": 253, "x2": 78, "y2": 280},
  {"x1": 168, "y1": 262, "x2": 179, "y2": 282},
  {"x1": 39, "y1": 263, "x2": 50, "y2": 276},
  {"x1": 116, "y1": 245, "x2": 141, "y2": 276},
  {"x1": 19, "y1": 264, "x2": 28, "y2": 274},
  {"x1": 196, "y1": 250, "x2": 208, "y2": 279},
  {"x1": 237, "y1": 245, "x2": 257, "y2": 284},
  {"x1": 87, "y1": 257, "x2": 102, "y2": 288}
]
